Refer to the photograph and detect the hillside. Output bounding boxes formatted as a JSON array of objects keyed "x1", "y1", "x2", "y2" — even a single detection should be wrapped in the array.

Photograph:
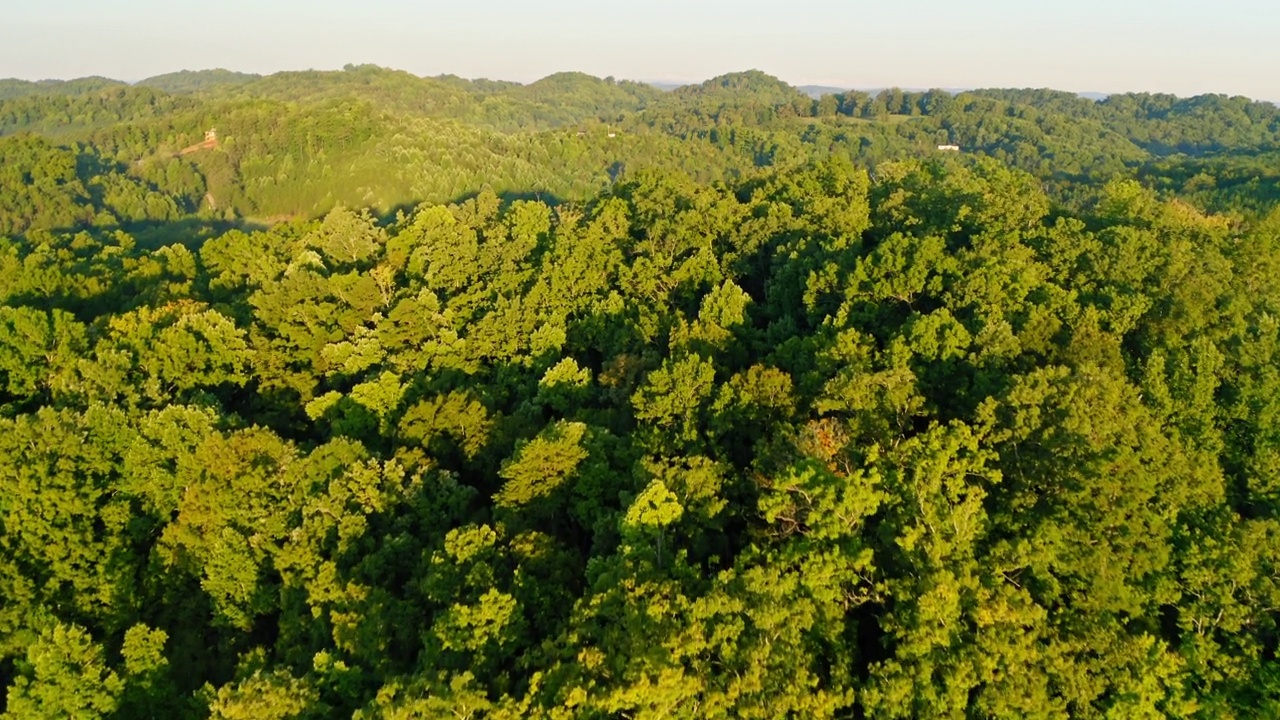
[
  {"x1": 135, "y1": 69, "x2": 261, "y2": 94},
  {"x1": 0, "y1": 76, "x2": 126, "y2": 101},
  {"x1": 2, "y1": 65, "x2": 1279, "y2": 236}
]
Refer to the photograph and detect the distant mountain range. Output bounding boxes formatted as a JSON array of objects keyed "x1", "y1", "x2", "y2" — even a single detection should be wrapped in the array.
[
  {"x1": 6, "y1": 69, "x2": 1264, "y2": 105},
  {"x1": 648, "y1": 81, "x2": 1114, "y2": 101},
  {"x1": 797, "y1": 85, "x2": 1113, "y2": 101}
]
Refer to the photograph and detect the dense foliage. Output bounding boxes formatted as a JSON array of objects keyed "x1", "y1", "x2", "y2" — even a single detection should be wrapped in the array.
[
  {"x1": 2, "y1": 66, "x2": 1280, "y2": 718},
  {"x1": 3, "y1": 64, "x2": 1279, "y2": 235}
]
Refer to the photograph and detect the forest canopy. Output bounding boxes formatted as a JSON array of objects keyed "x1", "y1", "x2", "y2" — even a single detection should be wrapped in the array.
[{"x1": 1, "y1": 66, "x2": 1279, "y2": 718}]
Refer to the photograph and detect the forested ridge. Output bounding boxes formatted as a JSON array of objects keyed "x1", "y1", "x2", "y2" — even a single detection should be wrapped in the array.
[{"x1": 1, "y1": 65, "x2": 1279, "y2": 718}]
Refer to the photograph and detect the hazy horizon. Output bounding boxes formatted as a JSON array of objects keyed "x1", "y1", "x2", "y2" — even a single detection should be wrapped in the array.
[
  {"x1": 0, "y1": 66, "x2": 1088, "y2": 96},
  {"x1": 4, "y1": 66, "x2": 1275, "y2": 106},
  {"x1": 3, "y1": 0, "x2": 1278, "y2": 101}
]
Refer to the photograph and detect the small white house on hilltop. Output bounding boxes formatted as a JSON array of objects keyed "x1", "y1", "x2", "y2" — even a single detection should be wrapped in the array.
[{"x1": 937, "y1": 144, "x2": 960, "y2": 151}]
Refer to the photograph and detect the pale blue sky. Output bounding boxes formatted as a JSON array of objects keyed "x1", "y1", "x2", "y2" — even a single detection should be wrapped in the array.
[{"x1": 3, "y1": 0, "x2": 1277, "y2": 99}]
